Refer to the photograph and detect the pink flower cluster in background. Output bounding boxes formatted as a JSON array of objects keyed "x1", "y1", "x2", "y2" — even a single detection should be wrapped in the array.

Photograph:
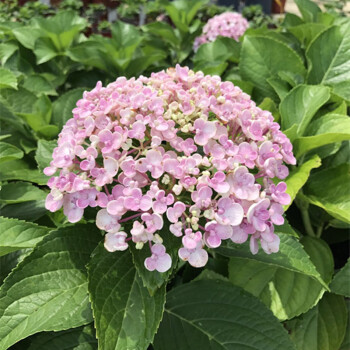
[
  {"x1": 45, "y1": 65, "x2": 295, "y2": 273},
  {"x1": 194, "y1": 12, "x2": 249, "y2": 51}
]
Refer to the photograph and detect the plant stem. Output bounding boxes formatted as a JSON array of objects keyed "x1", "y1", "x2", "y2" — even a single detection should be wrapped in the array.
[
  {"x1": 300, "y1": 207, "x2": 316, "y2": 237},
  {"x1": 316, "y1": 224, "x2": 323, "y2": 238}
]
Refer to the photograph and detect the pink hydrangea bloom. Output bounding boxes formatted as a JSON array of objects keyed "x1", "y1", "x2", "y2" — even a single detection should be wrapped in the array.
[
  {"x1": 44, "y1": 65, "x2": 295, "y2": 272},
  {"x1": 194, "y1": 12, "x2": 249, "y2": 51},
  {"x1": 144, "y1": 244, "x2": 172, "y2": 273}
]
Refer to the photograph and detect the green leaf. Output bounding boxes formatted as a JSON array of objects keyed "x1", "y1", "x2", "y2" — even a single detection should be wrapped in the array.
[
  {"x1": 34, "y1": 11, "x2": 87, "y2": 52},
  {"x1": 17, "y1": 95, "x2": 52, "y2": 133},
  {"x1": 153, "y1": 279, "x2": 295, "y2": 350},
  {"x1": 52, "y1": 88, "x2": 85, "y2": 129},
  {"x1": 0, "y1": 200, "x2": 47, "y2": 222},
  {"x1": 330, "y1": 259, "x2": 350, "y2": 297},
  {"x1": 306, "y1": 23, "x2": 350, "y2": 101},
  {"x1": 0, "y1": 42, "x2": 18, "y2": 65},
  {"x1": 322, "y1": 140, "x2": 350, "y2": 169},
  {"x1": 129, "y1": 223, "x2": 181, "y2": 295},
  {"x1": 165, "y1": 0, "x2": 208, "y2": 32},
  {"x1": 294, "y1": 0, "x2": 321, "y2": 22},
  {"x1": 267, "y1": 76, "x2": 291, "y2": 101},
  {"x1": 0, "y1": 142, "x2": 23, "y2": 163},
  {"x1": 0, "y1": 181, "x2": 46, "y2": 204},
  {"x1": 67, "y1": 41, "x2": 109, "y2": 73},
  {"x1": 0, "y1": 68, "x2": 17, "y2": 90},
  {"x1": 283, "y1": 13, "x2": 305, "y2": 28},
  {"x1": 340, "y1": 300, "x2": 350, "y2": 350},
  {"x1": 36, "y1": 125, "x2": 59, "y2": 139},
  {"x1": 22, "y1": 75, "x2": 57, "y2": 96},
  {"x1": 227, "y1": 79, "x2": 254, "y2": 95},
  {"x1": 278, "y1": 71, "x2": 304, "y2": 87},
  {"x1": 144, "y1": 22, "x2": 180, "y2": 47},
  {"x1": 0, "y1": 159, "x2": 48, "y2": 185},
  {"x1": 194, "y1": 37, "x2": 241, "y2": 65},
  {"x1": 280, "y1": 85, "x2": 330, "y2": 136},
  {"x1": 27, "y1": 325, "x2": 97, "y2": 350},
  {"x1": 0, "y1": 224, "x2": 101, "y2": 350},
  {"x1": 218, "y1": 232, "x2": 328, "y2": 289},
  {"x1": 258, "y1": 97, "x2": 280, "y2": 122},
  {"x1": 110, "y1": 21, "x2": 143, "y2": 60},
  {"x1": 294, "y1": 113, "x2": 350, "y2": 157},
  {"x1": 304, "y1": 163, "x2": 350, "y2": 223},
  {"x1": 0, "y1": 216, "x2": 50, "y2": 256},
  {"x1": 12, "y1": 27, "x2": 43, "y2": 50},
  {"x1": 88, "y1": 245, "x2": 165, "y2": 350},
  {"x1": 240, "y1": 36, "x2": 306, "y2": 101},
  {"x1": 0, "y1": 249, "x2": 32, "y2": 285},
  {"x1": 34, "y1": 37, "x2": 60, "y2": 64},
  {"x1": 287, "y1": 293, "x2": 348, "y2": 350},
  {"x1": 288, "y1": 23, "x2": 327, "y2": 48},
  {"x1": 284, "y1": 155, "x2": 322, "y2": 208},
  {"x1": 318, "y1": 12, "x2": 336, "y2": 26},
  {"x1": 0, "y1": 87, "x2": 37, "y2": 115},
  {"x1": 228, "y1": 236, "x2": 333, "y2": 320},
  {"x1": 35, "y1": 139, "x2": 56, "y2": 171}
]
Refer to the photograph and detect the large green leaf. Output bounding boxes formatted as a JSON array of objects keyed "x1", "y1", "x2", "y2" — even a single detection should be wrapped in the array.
[
  {"x1": 194, "y1": 36, "x2": 241, "y2": 65},
  {"x1": 51, "y1": 88, "x2": 85, "y2": 129},
  {"x1": 0, "y1": 42, "x2": 18, "y2": 65},
  {"x1": 34, "y1": 37, "x2": 59, "y2": 65},
  {"x1": 287, "y1": 293, "x2": 348, "y2": 350},
  {"x1": 153, "y1": 279, "x2": 295, "y2": 350},
  {"x1": 280, "y1": 85, "x2": 330, "y2": 137},
  {"x1": 143, "y1": 22, "x2": 180, "y2": 47},
  {"x1": 306, "y1": 23, "x2": 350, "y2": 101},
  {"x1": 88, "y1": 245, "x2": 165, "y2": 350},
  {"x1": 0, "y1": 68, "x2": 17, "y2": 90},
  {"x1": 67, "y1": 41, "x2": 109, "y2": 73},
  {"x1": 340, "y1": 300, "x2": 350, "y2": 350},
  {"x1": 193, "y1": 37, "x2": 241, "y2": 75},
  {"x1": 330, "y1": 259, "x2": 350, "y2": 297},
  {"x1": 218, "y1": 232, "x2": 328, "y2": 289},
  {"x1": 228, "y1": 236, "x2": 333, "y2": 320},
  {"x1": 294, "y1": 114, "x2": 350, "y2": 157},
  {"x1": 240, "y1": 36, "x2": 306, "y2": 101},
  {"x1": 165, "y1": 0, "x2": 208, "y2": 33},
  {"x1": 288, "y1": 23, "x2": 327, "y2": 48},
  {"x1": 267, "y1": 76, "x2": 291, "y2": 100},
  {"x1": 294, "y1": 0, "x2": 321, "y2": 22},
  {"x1": 283, "y1": 13, "x2": 305, "y2": 28},
  {"x1": 258, "y1": 97, "x2": 280, "y2": 122},
  {"x1": 27, "y1": 325, "x2": 97, "y2": 350},
  {"x1": 0, "y1": 87, "x2": 38, "y2": 117},
  {"x1": 33, "y1": 11, "x2": 87, "y2": 52},
  {"x1": 0, "y1": 159, "x2": 48, "y2": 185},
  {"x1": 0, "y1": 181, "x2": 46, "y2": 204},
  {"x1": 17, "y1": 94, "x2": 52, "y2": 133},
  {"x1": 0, "y1": 200, "x2": 47, "y2": 222},
  {"x1": 303, "y1": 163, "x2": 350, "y2": 223},
  {"x1": 0, "y1": 224, "x2": 101, "y2": 350},
  {"x1": 0, "y1": 249, "x2": 32, "y2": 285},
  {"x1": 110, "y1": 21, "x2": 143, "y2": 59},
  {"x1": 12, "y1": 27, "x2": 43, "y2": 50},
  {"x1": 284, "y1": 155, "x2": 321, "y2": 208},
  {"x1": 0, "y1": 142, "x2": 23, "y2": 163},
  {"x1": 22, "y1": 75, "x2": 57, "y2": 96},
  {"x1": 35, "y1": 139, "x2": 56, "y2": 171}
]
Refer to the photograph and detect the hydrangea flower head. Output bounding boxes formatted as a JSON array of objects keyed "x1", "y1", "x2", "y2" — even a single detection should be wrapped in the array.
[
  {"x1": 45, "y1": 65, "x2": 295, "y2": 272},
  {"x1": 194, "y1": 12, "x2": 249, "y2": 51}
]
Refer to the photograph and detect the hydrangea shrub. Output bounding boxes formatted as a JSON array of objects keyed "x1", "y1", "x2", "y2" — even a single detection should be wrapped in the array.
[
  {"x1": 45, "y1": 65, "x2": 295, "y2": 273},
  {"x1": 194, "y1": 12, "x2": 249, "y2": 51}
]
